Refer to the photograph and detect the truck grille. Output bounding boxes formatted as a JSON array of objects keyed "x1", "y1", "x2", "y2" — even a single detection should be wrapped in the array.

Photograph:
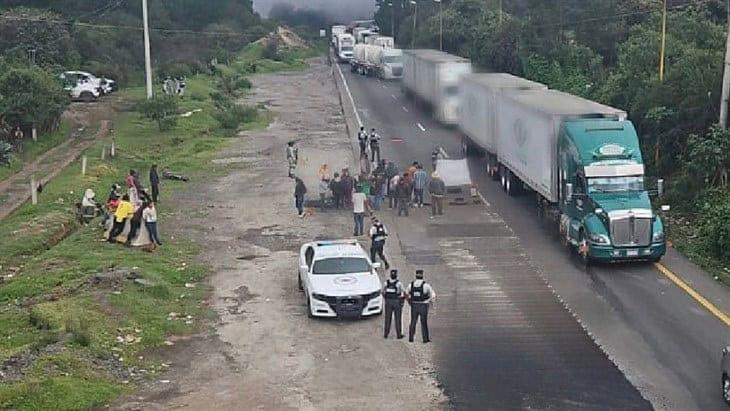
[
  {"x1": 610, "y1": 216, "x2": 651, "y2": 247},
  {"x1": 391, "y1": 67, "x2": 403, "y2": 77}
]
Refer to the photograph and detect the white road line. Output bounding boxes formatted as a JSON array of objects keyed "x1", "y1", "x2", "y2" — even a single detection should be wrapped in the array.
[
  {"x1": 392, "y1": 94, "x2": 397, "y2": 100},
  {"x1": 334, "y1": 60, "x2": 363, "y2": 127},
  {"x1": 382, "y1": 84, "x2": 387, "y2": 89},
  {"x1": 439, "y1": 147, "x2": 449, "y2": 159},
  {"x1": 417, "y1": 123, "x2": 426, "y2": 132},
  {"x1": 402, "y1": 106, "x2": 409, "y2": 113}
]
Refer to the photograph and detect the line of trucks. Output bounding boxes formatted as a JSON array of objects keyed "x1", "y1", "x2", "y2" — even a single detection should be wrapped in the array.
[
  {"x1": 381, "y1": 48, "x2": 667, "y2": 263},
  {"x1": 331, "y1": 23, "x2": 403, "y2": 80}
]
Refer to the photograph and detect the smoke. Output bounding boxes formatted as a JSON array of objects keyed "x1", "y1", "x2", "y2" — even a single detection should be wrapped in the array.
[{"x1": 253, "y1": 0, "x2": 376, "y2": 23}]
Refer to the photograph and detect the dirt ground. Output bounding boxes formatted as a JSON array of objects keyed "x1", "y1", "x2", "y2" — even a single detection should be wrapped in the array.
[{"x1": 111, "y1": 59, "x2": 447, "y2": 410}]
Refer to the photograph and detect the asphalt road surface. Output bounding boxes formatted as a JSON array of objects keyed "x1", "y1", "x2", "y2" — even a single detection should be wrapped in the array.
[{"x1": 337, "y1": 63, "x2": 729, "y2": 410}]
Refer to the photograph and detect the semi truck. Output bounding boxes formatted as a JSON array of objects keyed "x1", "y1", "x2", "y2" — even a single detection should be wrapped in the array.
[
  {"x1": 350, "y1": 44, "x2": 403, "y2": 79},
  {"x1": 466, "y1": 87, "x2": 666, "y2": 263},
  {"x1": 334, "y1": 33, "x2": 355, "y2": 62},
  {"x1": 331, "y1": 25, "x2": 346, "y2": 46},
  {"x1": 353, "y1": 27, "x2": 375, "y2": 44},
  {"x1": 402, "y1": 49, "x2": 472, "y2": 124}
]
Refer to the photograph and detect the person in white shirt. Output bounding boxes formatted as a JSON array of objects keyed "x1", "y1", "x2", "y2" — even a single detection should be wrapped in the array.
[
  {"x1": 142, "y1": 202, "x2": 161, "y2": 246},
  {"x1": 352, "y1": 186, "x2": 369, "y2": 236},
  {"x1": 388, "y1": 173, "x2": 400, "y2": 209},
  {"x1": 407, "y1": 269, "x2": 435, "y2": 343}
]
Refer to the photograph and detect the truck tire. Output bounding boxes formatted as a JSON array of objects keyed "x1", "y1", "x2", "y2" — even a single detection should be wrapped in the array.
[{"x1": 500, "y1": 167, "x2": 507, "y2": 191}]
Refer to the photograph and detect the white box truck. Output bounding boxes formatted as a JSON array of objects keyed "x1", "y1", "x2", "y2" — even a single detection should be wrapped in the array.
[
  {"x1": 458, "y1": 73, "x2": 547, "y2": 178},
  {"x1": 351, "y1": 45, "x2": 403, "y2": 79},
  {"x1": 365, "y1": 36, "x2": 395, "y2": 48},
  {"x1": 402, "y1": 50, "x2": 472, "y2": 124},
  {"x1": 335, "y1": 33, "x2": 355, "y2": 62},
  {"x1": 331, "y1": 25, "x2": 346, "y2": 46}
]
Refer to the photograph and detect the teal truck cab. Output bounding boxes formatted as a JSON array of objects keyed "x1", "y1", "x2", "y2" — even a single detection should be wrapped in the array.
[{"x1": 558, "y1": 120, "x2": 666, "y2": 262}]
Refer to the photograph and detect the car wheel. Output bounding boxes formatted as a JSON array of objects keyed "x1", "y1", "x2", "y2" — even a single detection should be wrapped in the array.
[
  {"x1": 80, "y1": 91, "x2": 95, "y2": 103},
  {"x1": 723, "y1": 375, "x2": 730, "y2": 404},
  {"x1": 297, "y1": 273, "x2": 303, "y2": 291}
]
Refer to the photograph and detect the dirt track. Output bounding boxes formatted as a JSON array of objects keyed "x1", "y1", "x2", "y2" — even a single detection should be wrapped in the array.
[{"x1": 111, "y1": 59, "x2": 447, "y2": 410}]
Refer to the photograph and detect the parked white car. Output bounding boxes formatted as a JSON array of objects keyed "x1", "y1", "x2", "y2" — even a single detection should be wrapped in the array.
[
  {"x1": 298, "y1": 240, "x2": 383, "y2": 318},
  {"x1": 63, "y1": 78, "x2": 101, "y2": 102},
  {"x1": 60, "y1": 71, "x2": 116, "y2": 96}
]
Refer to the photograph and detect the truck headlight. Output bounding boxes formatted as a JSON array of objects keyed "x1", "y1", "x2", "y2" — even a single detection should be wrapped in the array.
[
  {"x1": 589, "y1": 233, "x2": 611, "y2": 245},
  {"x1": 652, "y1": 231, "x2": 665, "y2": 242}
]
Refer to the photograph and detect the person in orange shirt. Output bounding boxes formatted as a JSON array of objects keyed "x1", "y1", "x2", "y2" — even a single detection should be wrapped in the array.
[{"x1": 108, "y1": 194, "x2": 133, "y2": 243}]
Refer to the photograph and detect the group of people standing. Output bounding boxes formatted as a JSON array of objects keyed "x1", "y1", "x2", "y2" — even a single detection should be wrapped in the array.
[
  {"x1": 106, "y1": 166, "x2": 162, "y2": 247},
  {"x1": 285, "y1": 132, "x2": 437, "y2": 344}
]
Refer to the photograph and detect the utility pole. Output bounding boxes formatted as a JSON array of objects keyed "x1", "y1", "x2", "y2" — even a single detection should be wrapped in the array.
[
  {"x1": 142, "y1": 0, "x2": 153, "y2": 99},
  {"x1": 499, "y1": 0, "x2": 503, "y2": 26},
  {"x1": 410, "y1": 0, "x2": 417, "y2": 49},
  {"x1": 388, "y1": 2, "x2": 395, "y2": 41},
  {"x1": 435, "y1": 0, "x2": 442, "y2": 51},
  {"x1": 720, "y1": 0, "x2": 730, "y2": 128},
  {"x1": 659, "y1": 0, "x2": 667, "y2": 82}
]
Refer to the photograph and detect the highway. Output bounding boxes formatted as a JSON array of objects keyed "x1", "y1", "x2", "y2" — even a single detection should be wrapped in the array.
[{"x1": 337, "y1": 63, "x2": 730, "y2": 410}]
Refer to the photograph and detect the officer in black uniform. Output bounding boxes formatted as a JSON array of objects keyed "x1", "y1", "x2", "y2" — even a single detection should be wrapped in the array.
[
  {"x1": 369, "y1": 218, "x2": 390, "y2": 269},
  {"x1": 369, "y1": 128, "x2": 381, "y2": 163},
  {"x1": 407, "y1": 269, "x2": 435, "y2": 343},
  {"x1": 382, "y1": 269, "x2": 405, "y2": 339},
  {"x1": 357, "y1": 126, "x2": 368, "y2": 159}
]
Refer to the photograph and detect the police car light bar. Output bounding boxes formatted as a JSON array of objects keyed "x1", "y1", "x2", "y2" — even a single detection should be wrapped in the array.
[{"x1": 316, "y1": 239, "x2": 358, "y2": 246}]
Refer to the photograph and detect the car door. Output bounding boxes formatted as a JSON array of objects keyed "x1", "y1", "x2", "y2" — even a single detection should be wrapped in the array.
[{"x1": 299, "y1": 245, "x2": 315, "y2": 291}]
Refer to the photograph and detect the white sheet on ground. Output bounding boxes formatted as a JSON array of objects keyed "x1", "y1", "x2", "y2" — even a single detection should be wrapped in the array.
[{"x1": 436, "y1": 159, "x2": 472, "y2": 187}]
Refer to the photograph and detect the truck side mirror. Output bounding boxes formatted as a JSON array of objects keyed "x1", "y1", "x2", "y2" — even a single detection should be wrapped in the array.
[
  {"x1": 657, "y1": 178, "x2": 664, "y2": 198},
  {"x1": 565, "y1": 183, "x2": 573, "y2": 203}
]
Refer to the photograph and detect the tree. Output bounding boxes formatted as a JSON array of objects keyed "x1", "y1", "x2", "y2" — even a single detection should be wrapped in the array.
[
  {"x1": 0, "y1": 67, "x2": 69, "y2": 133},
  {"x1": 137, "y1": 95, "x2": 179, "y2": 131},
  {"x1": 0, "y1": 8, "x2": 80, "y2": 69}
]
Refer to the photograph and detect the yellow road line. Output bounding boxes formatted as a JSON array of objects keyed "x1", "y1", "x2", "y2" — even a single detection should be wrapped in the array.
[{"x1": 654, "y1": 263, "x2": 730, "y2": 327}]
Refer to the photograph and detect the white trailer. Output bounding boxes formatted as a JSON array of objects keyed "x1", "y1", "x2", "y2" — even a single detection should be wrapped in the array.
[
  {"x1": 496, "y1": 89, "x2": 627, "y2": 199},
  {"x1": 402, "y1": 50, "x2": 472, "y2": 124},
  {"x1": 335, "y1": 33, "x2": 355, "y2": 62},
  {"x1": 365, "y1": 36, "x2": 395, "y2": 48},
  {"x1": 458, "y1": 73, "x2": 547, "y2": 178},
  {"x1": 353, "y1": 27, "x2": 374, "y2": 44},
  {"x1": 331, "y1": 25, "x2": 346, "y2": 45},
  {"x1": 351, "y1": 45, "x2": 403, "y2": 79}
]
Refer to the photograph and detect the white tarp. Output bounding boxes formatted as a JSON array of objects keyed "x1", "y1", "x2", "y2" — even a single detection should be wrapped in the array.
[{"x1": 436, "y1": 159, "x2": 472, "y2": 187}]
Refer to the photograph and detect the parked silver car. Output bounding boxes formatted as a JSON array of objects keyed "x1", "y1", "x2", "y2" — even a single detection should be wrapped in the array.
[{"x1": 722, "y1": 346, "x2": 730, "y2": 405}]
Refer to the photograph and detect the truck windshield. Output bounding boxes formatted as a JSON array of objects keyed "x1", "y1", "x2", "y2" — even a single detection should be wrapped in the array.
[
  {"x1": 312, "y1": 258, "x2": 371, "y2": 275},
  {"x1": 341, "y1": 46, "x2": 353, "y2": 52},
  {"x1": 383, "y1": 56, "x2": 402, "y2": 64},
  {"x1": 588, "y1": 176, "x2": 644, "y2": 193}
]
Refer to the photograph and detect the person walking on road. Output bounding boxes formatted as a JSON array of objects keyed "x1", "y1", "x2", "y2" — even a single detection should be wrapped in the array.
[
  {"x1": 371, "y1": 173, "x2": 385, "y2": 211},
  {"x1": 383, "y1": 269, "x2": 405, "y2": 339},
  {"x1": 342, "y1": 168, "x2": 354, "y2": 208},
  {"x1": 143, "y1": 202, "x2": 162, "y2": 246},
  {"x1": 428, "y1": 171, "x2": 446, "y2": 217},
  {"x1": 413, "y1": 164, "x2": 428, "y2": 208},
  {"x1": 294, "y1": 176, "x2": 307, "y2": 218},
  {"x1": 388, "y1": 172, "x2": 400, "y2": 209},
  {"x1": 369, "y1": 128, "x2": 381, "y2": 164},
  {"x1": 395, "y1": 173, "x2": 411, "y2": 217},
  {"x1": 407, "y1": 269, "x2": 435, "y2": 343},
  {"x1": 330, "y1": 172, "x2": 343, "y2": 209},
  {"x1": 357, "y1": 126, "x2": 368, "y2": 159},
  {"x1": 318, "y1": 177, "x2": 330, "y2": 211},
  {"x1": 369, "y1": 218, "x2": 390, "y2": 269},
  {"x1": 149, "y1": 164, "x2": 160, "y2": 203},
  {"x1": 286, "y1": 141, "x2": 299, "y2": 178}
]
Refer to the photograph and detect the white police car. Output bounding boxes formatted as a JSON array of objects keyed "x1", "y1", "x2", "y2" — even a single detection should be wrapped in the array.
[{"x1": 298, "y1": 240, "x2": 383, "y2": 318}]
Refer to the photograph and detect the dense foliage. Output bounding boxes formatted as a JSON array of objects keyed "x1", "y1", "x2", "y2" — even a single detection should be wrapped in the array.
[{"x1": 0, "y1": 66, "x2": 69, "y2": 133}]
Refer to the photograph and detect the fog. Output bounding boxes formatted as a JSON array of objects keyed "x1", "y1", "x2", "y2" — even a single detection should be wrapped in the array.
[{"x1": 253, "y1": 0, "x2": 376, "y2": 23}]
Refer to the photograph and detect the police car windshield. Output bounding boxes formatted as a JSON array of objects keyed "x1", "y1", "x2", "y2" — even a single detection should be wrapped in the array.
[{"x1": 312, "y1": 257, "x2": 371, "y2": 275}]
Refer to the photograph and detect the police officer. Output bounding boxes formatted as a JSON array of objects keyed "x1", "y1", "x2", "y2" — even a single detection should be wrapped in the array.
[
  {"x1": 369, "y1": 218, "x2": 390, "y2": 269},
  {"x1": 407, "y1": 269, "x2": 435, "y2": 343},
  {"x1": 382, "y1": 269, "x2": 405, "y2": 339},
  {"x1": 369, "y1": 128, "x2": 381, "y2": 164},
  {"x1": 357, "y1": 126, "x2": 368, "y2": 159}
]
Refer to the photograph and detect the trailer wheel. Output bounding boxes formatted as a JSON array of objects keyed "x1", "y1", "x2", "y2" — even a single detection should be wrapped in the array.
[{"x1": 500, "y1": 168, "x2": 507, "y2": 191}]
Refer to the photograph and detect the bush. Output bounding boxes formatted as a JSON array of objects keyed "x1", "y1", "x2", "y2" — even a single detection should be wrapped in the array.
[
  {"x1": 0, "y1": 141, "x2": 12, "y2": 166},
  {"x1": 213, "y1": 104, "x2": 257, "y2": 130},
  {"x1": 698, "y1": 190, "x2": 730, "y2": 262},
  {"x1": 217, "y1": 72, "x2": 252, "y2": 95},
  {"x1": 136, "y1": 95, "x2": 179, "y2": 131},
  {"x1": 156, "y1": 62, "x2": 193, "y2": 80}
]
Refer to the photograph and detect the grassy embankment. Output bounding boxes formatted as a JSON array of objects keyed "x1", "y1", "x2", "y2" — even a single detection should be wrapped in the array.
[
  {"x1": 0, "y1": 121, "x2": 72, "y2": 182},
  {"x1": 0, "y1": 44, "x2": 314, "y2": 410}
]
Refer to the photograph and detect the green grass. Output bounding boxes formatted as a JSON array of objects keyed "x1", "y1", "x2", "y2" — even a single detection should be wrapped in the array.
[
  {"x1": 0, "y1": 120, "x2": 72, "y2": 182},
  {"x1": 0, "y1": 41, "x2": 313, "y2": 410},
  {"x1": 668, "y1": 213, "x2": 730, "y2": 286}
]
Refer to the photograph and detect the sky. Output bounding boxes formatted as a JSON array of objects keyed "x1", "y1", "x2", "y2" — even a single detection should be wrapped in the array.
[{"x1": 253, "y1": 0, "x2": 377, "y2": 22}]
